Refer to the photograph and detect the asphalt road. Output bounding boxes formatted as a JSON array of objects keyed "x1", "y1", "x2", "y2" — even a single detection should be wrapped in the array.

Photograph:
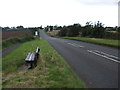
[{"x1": 40, "y1": 30, "x2": 119, "y2": 88}]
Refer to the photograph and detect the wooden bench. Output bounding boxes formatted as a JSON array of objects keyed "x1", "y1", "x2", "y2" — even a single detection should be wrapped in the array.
[{"x1": 25, "y1": 47, "x2": 40, "y2": 69}]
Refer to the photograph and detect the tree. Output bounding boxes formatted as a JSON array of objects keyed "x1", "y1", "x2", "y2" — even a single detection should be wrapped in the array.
[
  {"x1": 58, "y1": 26, "x2": 67, "y2": 36},
  {"x1": 81, "y1": 21, "x2": 93, "y2": 37},
  {"x1": 3, "y1": 27, "x2": 10, "y2": 30},
  {"x1": 66, "y1": 24, "x2": 80, "y2": 37},
  {"x1": 92, "y1": 21, "x2": 105, "y2": 38},
  {"x1": 58, "y1": 24, "x2": 81, "y2": 37},
  {"x1": 16, "y1": 25, "x2": 24, "y2": 29}
]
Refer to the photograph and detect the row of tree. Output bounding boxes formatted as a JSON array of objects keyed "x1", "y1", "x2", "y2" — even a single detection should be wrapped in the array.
[
  {"x1": 1, "y1": 26, "x2": 24, "y2": 30},
  {"x1": 58, "y1": 24, "x2": 80, "y2": 37},
  {"x1": 1, "y1": 25, "x2": 43, "y2": 31},
  {"x1": 58, "y1": 21, "x2": 119, "y2": 40}
]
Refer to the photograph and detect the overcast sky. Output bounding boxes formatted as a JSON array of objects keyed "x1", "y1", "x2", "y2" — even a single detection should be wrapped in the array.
[{"x1": 0, "y1": 0, "x2": 119, "y2": 27}]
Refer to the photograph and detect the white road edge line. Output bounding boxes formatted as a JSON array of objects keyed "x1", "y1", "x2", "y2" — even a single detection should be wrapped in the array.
[
  {"x1": 94, "y1": 50, "x2": 119, "y2": 60},
  {"x1": 87, "y1": 50, "x2": 120, "y2": 63}
]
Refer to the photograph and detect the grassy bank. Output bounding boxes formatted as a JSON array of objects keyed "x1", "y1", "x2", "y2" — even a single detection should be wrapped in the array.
[
  {"x1": 2, "y1": 35, "x2": 35, "y2": 49},
  {"x1": 62, "y1": 37, "x2": 119, "y2": 48},
  {"x1": 2, "y1": 39, "x2": 86, "y2": 88}
]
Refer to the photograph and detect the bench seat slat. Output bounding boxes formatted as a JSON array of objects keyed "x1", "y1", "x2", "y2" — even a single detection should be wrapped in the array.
[{"x1": 25, "y1": 52, "x2": 32, "y2": 60}]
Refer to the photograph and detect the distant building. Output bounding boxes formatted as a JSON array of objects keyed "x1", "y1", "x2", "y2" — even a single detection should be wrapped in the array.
[
  {"x1": 105, "y1": 26, "x2": 118, "y2": 31},
  {"x1": 53, "y1": 26, "x2": 57, "y2": 30},
  {"x1": 48, "y1": 27, "x2": 51, "y2": 32},
  {"x1": 105, "y1": 27, "x2": 113, "y2": 31}
]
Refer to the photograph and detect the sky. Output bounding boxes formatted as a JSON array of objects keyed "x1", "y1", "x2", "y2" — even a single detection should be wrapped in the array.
[{"x1": 0, "y1": 0, "x2": 119, "y2": 27}]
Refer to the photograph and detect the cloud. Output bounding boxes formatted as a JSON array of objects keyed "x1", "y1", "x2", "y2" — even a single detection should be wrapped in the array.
[
  {"x1": 0, "y1": 0, "x2": 118, "y2": 27},
  {"x1": 73, "y1": 0, "x2": 119, "y2": 6}
]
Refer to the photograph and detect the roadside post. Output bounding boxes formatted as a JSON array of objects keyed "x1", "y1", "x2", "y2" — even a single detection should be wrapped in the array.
[{"x1": 35, "y1": 31, "x2": 38, "y2": 36}]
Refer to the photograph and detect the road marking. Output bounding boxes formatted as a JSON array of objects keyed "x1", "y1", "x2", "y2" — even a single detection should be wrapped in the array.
[
  {"x1": 67, "y1": 43, "x2": 78, "y2": 47},
  {"x1": 87, "y1": 50, "x2": 120, "y2": 63},
  {"x1": 73, "y1": 43, "x2": 84, "y2": 48},
  {"x1": 67, "y1": 43, "x2": 84, "y2": 48},
  {"x1": 94, "y1": 50, "x2": 119, "y2": 60}
]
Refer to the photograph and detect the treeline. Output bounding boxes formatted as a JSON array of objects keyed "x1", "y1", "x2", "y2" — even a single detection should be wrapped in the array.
[
  {"x1": 58, "y1": 21, "x2": 120, "y2": 40},
  {"x1": 1, "y1": 25, "x2": 43, "y2": 31}
]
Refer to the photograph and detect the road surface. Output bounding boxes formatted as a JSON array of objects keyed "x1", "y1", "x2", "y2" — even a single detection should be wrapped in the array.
[{"x1": 40, "y1": 30, "x2": 119, "y2": 88}]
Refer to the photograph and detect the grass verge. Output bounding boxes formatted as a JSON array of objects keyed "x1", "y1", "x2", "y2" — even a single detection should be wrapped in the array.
[
  {"x1": 62, "y1": 37, "x2": 119, "y2": 48},
  {"x1": 2, "y1": 39, "x2": 86, "y2": 88}
]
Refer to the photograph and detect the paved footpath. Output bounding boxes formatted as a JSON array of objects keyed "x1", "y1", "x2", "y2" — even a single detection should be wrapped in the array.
[{"x1": 2, "y1": 44, "x2": 22, "y2": 58}]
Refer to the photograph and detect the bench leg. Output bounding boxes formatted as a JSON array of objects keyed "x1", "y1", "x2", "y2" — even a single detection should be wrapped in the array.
[
  {"x1": 31, "y1": 62, "x2": 33, "y2": 68},
  {"x1": 28, "y1": 62, "x2": 33, "y2": 69}
]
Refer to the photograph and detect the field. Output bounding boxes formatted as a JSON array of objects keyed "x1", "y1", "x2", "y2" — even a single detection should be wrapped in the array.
[
  {"x1": 2, "y1": 35, "x2": 35, "y2": 50},
  {"x1": 2, "y1": 30, "x2": 35, "y2": 49},
  {"x1": 47, "y1": 30, "x2": 60, "y2": 36},
  {"x1": 2, "y1": 39, "x2": 86, "y2": 88},
  {"x1": 2, "y1": 30, "x2": 34, "y2": 40}
]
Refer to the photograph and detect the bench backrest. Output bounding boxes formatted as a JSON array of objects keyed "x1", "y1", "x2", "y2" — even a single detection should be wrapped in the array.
[
  {"x1": 25, "y1": 52, "x2": 35, "y2": 62},
  {"x1": 36, "y1": 47, "x2": 40, "y2": 54}
]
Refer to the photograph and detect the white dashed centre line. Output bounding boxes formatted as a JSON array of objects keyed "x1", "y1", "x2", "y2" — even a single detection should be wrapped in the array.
[
  {"x1": 66, "y1": 41, "x2": 119, "y2": 63},
  {"x1": 67, "y1": 43, "x2": 84, "y2": 48}
]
